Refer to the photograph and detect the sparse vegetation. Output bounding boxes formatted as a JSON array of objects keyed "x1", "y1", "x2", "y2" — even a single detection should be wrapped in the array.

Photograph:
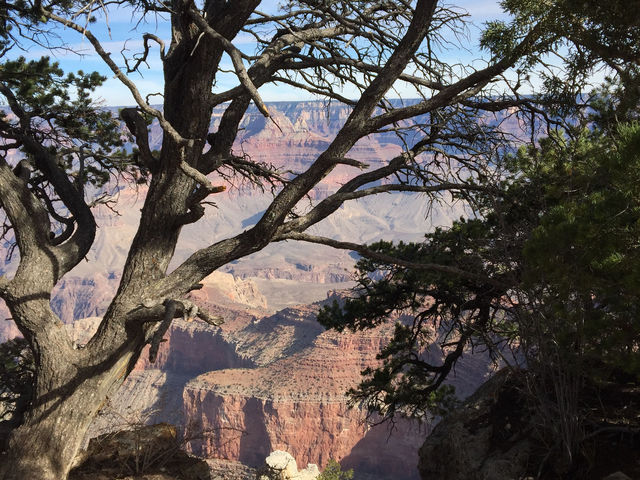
[
  {"x1": 0, "y1": 338, "x2": 33, "y2": 425},
  {"x1": 69, "y1": 422, "x2": 212, "y2": 480},
  {"x1": 317, "y1": 459, "x2": 353, "y2": 480}
]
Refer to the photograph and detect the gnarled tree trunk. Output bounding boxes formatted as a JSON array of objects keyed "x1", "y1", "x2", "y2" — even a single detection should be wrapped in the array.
[
  {"x1": 0, "y1": 294, "x2": 147, "y2": 479},
  {"x1": 2, "y1": 369, "x2": 128, "y2": 480}
]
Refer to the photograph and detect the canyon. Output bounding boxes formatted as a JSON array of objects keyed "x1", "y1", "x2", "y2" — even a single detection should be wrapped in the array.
[
  {"x1": 80, "y1": 272, "x2": 495, "y2": 479},
  {"x1": 0, "y1": 101, "x2": 502, "y2": 478}
]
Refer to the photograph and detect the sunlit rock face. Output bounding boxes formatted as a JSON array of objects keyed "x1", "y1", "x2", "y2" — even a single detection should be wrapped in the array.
[
  {"x1": 179, "y1": 299, "x2": 496, "y2": 479},
  {"x1": 182, "y1": 324, "x2": 392, "y2": 471},
  {"x1": 260, "y1": 450, "x2": 320, "y2": 480}
]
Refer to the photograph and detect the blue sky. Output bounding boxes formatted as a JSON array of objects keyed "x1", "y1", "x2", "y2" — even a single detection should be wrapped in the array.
[{"x1": 9, "y1": 0, "x2": 509, "y2": 106}]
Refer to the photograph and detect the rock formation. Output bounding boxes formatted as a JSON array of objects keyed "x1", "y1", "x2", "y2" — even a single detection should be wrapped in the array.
[
  {"x1": 195, "y1": 272, "x2": 269, "y2": 311},
  {"x1": 50, "y1": 274, "x2": 119, "y2": 324},
  {"x1": 0, "y1": 101, "x2": 493, "y2": 477},
  {"x1": 181, "y1": 321, "x2": 393, "y2": 471},
  {"x1": 258, "y1": 451, "x2": 319, "y2": 480},
  {"x1": 64, "y1": 277, "x2": 497, "y2": 480},
  {"x1": 180, "y1": 303, "x2": 498, "y2": 479}
]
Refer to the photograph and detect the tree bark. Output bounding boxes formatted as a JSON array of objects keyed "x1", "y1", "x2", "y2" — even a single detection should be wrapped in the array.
[
  {"x1": 0, "y1": 337, "x2": 142, "y2": 480},
  {"x1": 2, "y1": 385, "x2": 110, "y2": 480}
]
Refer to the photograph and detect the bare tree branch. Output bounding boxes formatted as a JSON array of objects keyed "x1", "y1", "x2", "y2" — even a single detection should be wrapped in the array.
[
  {"x1": 124, "y1": 33, "x2": 166, "y2": 74},
  {"x1": 187, "y1": 8, "x2": 270, "y2": 117},
  {"x1": 120, "y1": 108, "x2": 157, "y2": 171},
  {"x1": 276, "y1": 232, "x2": 509, "y2": 289},
  {"x1": 43, "y1": 9, "x2": 190, "y2": 146}
]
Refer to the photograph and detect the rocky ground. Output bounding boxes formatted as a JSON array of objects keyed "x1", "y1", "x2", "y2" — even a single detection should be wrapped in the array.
[{"x1": 70, "y1": 423, "x2": 211, "y2": 480}]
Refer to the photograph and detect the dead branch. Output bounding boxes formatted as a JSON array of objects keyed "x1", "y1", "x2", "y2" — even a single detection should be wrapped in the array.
[
  {"x1": 187, "y1": 8, "x2": 270, "y2": 118},
  {"x1": 43, "y1": 9, "x2": 190, "y2": 147},
  {"x1": 275, "y1": 232, "x2": 509, "y2": 289}
]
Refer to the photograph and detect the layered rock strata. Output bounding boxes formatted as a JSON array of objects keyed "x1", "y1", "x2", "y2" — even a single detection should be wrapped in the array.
[
  {"x1": 178, "y1": 289, "x2": 499, "y2": 479},
  {"x1": 182, "y1": 317, "x2": 429, "y2": 479}
]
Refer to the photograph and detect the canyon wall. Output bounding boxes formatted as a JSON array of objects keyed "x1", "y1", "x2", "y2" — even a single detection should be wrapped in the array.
[
  {"x1": 0, "y1": 101, "x2": 465, "y2": 341},
  {"x1": 81, "y1": 282, "x2": 448, "y2": 479},
  {"x1": 177, "y1": 299, "x2": 496, "y2": 479},
  {"x1": 181, "y1": 319, "x2": 425, "y2": 479},
  {"x1": 45, "y1": 269, "x2": 497, "y2": 479}
]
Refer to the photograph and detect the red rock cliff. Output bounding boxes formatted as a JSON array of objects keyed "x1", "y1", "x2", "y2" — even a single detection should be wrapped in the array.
[{"x1": 181, "y1": 318, "x2": 428, "y2": 479}]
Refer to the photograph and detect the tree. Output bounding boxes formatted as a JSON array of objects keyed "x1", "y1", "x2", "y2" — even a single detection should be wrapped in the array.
[
  {"x1": 483, "y1": 0, "x2": 640, "y2": 122},
  {"x1": 319, "y1": 106, "x2": 640, "y2": 474},
  {"x1": 0, "y1": 1, "x2": 553, "y2": 478},
  {"x1": 0, "y1": 338, "x2": 34, "y2": 426},
  {"x1": 318, "y1": 459, "x2": 353, "y2": 480},
  {"x1": 317, "y1": 4, "x2": 640, "y2": 474}
]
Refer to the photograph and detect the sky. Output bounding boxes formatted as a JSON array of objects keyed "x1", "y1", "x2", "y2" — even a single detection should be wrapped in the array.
[{"x1": 7, "y1": 0, "x2": 510, "y2": 106}]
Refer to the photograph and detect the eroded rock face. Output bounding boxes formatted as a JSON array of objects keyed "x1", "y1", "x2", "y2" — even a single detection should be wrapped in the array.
[
  {"x1": 229, "y1": 305, "x2": 327, "y2": 366},
  {"x1": 0, "y1": 100, "x2": 496, "y2": 478},
  {"x1": 181, "y1": 315, "x2": 429, "y2": 479},
  {"x1": 184, "y1": 386, "x2": 368, "y2": 469},
  {"x1": 13, "y1": 270, "x2": 496, "y2": 480},
  {"x1": 87, "y1": 314, "x2": 260, "y2": 438},
  {"x1": 340, "y1": 418, "x2": 428, "y2": 480},
  {"x1": 178, "y1": 288, "x2": 502, "y2": 479},
  {"x1": 134, "y1": 320, "x2": 256, "y2": 374},
  {"x1": 195, "y1": 272, "x2": 269, "y2": 311}
]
